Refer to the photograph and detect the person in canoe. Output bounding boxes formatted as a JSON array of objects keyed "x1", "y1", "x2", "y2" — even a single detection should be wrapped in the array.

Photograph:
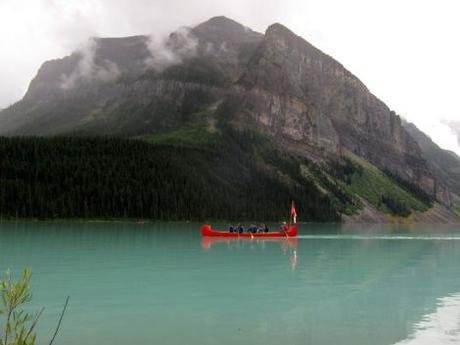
[
  {"x1": 228, "y1": 225, "x2": 235, "y2": 233},
  {"x1": 248, "y1": 224, "x2": 258, "y2": 233},
  {"x1": 280, "y1": 221, "x2": 289, "y2": 232},
  {"x1": 237, "y1": 224, "x2": 244, "y2": 233},
  {"x1": 258, "y1": 224, "x2": 269, "y2": 233}
]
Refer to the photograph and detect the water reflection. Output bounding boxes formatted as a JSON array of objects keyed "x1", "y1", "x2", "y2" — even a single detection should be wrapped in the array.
[
  {"x1": 201, "y1": 237, "x2": 298, "y2": 270},
  {"x1": 201, "y1": 237, "x2": 298, "y2": 250},
  {"x1": 340, "y1": 222, "x2": 460, "y2": 236},
  {"x1": 394, "y1": 293, "x2": 460, "y2": 344}
]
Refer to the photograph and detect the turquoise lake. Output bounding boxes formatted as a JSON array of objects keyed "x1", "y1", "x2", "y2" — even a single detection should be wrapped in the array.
[{"x1": 1, "y1": 221, "x2": 460, "y2": 345}]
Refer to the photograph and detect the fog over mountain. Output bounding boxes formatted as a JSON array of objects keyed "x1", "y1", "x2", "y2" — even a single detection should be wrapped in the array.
[
  {"x1": 0, "y1": 0, "x2": 459, "y2": 155},
  {"x1": 447, "y1": 121, "x2": 460, "y2": 146}
]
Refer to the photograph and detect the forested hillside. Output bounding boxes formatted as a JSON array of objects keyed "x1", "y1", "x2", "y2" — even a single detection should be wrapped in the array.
[
  {"x1": 0, "y1": 123, "x2": 438, "y2": 222},
  {"x1": 0, "y1": 135, "x2": 339, "y2": 221}
]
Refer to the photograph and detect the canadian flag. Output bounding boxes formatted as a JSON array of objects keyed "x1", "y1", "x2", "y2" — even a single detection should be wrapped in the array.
[{"x1": 291, "y1": 201, "x2": 297, "y2": 224}]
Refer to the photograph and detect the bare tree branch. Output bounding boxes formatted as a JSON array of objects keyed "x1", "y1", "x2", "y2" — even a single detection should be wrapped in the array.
[{"x1": 49, "y1": 296, "x2": 69, "y2": 345}]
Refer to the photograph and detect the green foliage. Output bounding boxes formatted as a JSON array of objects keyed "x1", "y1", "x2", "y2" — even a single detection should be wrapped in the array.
[
  {"x1": 139, "y1": 106, "x2": 219, "y2": 148},
  {"x1": 380, "y1": 194, "x2": 411, "y2": 217},
  {"x1": 383, "y1": 169, "x2": 434, "y2": 206},
  {"x1": 305, "y1": 162, "x2": 362, "y2": 215},
  {"x1": 328, "y1": 157, "x2": 364, "y2": 185},
  {"x1": 141, "y1": 124, "x2": 216, "y2": 147},
  {"x1": 339, "y1": 154, "x2": 430, "y2": 217},
  {"x1": 0, "y1": 133, "x2": 437, "y2": 221},
  {"x1": 213, "y1": 126, "x2": 340, "y2": 222},
  {"x1": 305, "y1": 153, "x2": 432, "y2": 218},
  {"x1": 0, "y1": 269, "x2": 38, "y2": 345},
  {"x1": 454, "y1": 199, "x2": 460, "y2": 217},
  {"x1": 0, "y1": 135, "x2": 339, "y2": 222}
]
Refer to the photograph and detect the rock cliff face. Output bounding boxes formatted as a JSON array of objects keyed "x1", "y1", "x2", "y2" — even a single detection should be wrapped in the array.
[
  {"x1": 0, "y1": 16, "x2": 453, "y2": 216},
  {"x1": 404, "y1": 121, "x2": 460, "y2": 204},
  {"x1": 230, "y1": 23, "x2": 434, "y2": 193}
]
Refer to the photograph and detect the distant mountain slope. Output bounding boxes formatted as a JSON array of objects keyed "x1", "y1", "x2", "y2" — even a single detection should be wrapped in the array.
[
  {"x1": 0, "y1": 16, "x2": 458, "y2": 222},
  {"x1": 404, "y1": 122, "x2": 460, "y2": 198}
]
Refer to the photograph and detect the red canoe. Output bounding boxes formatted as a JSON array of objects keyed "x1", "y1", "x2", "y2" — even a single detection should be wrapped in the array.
[{"x1": 201, "y1": 224, "x2": 298, "y2": 238}]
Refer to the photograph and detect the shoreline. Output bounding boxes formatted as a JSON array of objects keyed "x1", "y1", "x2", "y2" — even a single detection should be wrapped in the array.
[{"x1": 0, "y1": 217, "x2": 458, "y2": 225}]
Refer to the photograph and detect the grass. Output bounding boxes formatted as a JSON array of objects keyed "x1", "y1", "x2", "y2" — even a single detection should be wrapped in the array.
[
  {"x1": 300, "y1": 163, "x2": 362, "y2": 216},
  {"x1": 140, "y1": 124, "x2": 216, "y2": 147},
  {"x1": 303, "y1": 152, "x2": 432, "y2": 218},
  {"x1": 454, "y1": 199, "x2": 460, "y2": 216},
  {"x1": 137, "y1": 104, "x2": 220, "y2": 148},
  {"x1": 342, "y1": 153, "x2": 430, "y2": 215}
]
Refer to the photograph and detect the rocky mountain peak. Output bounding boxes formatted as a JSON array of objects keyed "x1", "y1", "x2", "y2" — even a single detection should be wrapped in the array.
[
  {"x1": 193, "y1": 16, "x2": 262, "y2": 46},
  {"x1": 265, "y1": 23, "x2": 297, "y2": 38},
  {"x1": 201, "y1": 16, "x2": 242, "y2": 26},
  {"x1": 262, "y1": 22, "x2": 350, "y2": 79},
  {"x1": 196, "y1": 16, "x2": 248, "y2": 32}
]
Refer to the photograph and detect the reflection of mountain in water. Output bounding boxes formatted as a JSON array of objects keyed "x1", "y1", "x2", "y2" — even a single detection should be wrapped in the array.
[
  {"x1": 394, "y1": 292, "x2": 460, "y2": 344},
  {"x1": 201, "y1": 237, "x2": 298, "y2": 270},
  {"x1": 274, "y1": 233, "x2": 460, "y2": 345}
]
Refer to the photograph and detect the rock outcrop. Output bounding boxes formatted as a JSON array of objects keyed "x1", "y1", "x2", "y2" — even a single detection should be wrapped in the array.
[
  {"x1": 404, "y1": 121, "x2": 460, "y2": 205},
  {"x1": 230, "y1": 23, "x2": 434, "y2": 193}
]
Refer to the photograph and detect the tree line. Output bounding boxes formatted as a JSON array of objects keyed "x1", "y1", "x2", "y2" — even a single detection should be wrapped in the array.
[{"x1": 0, "y1": 136, "x2": 339, "y2": 222}]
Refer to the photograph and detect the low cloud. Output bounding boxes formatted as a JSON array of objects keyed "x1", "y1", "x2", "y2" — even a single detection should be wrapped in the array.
[
  {"x1": 60, "y1": 38, "x2": 121, "y2": 90},
  {"x1": 444, "y1": 120, "x2": 460, "y2": 147},
  {"x1": 145, "y1": 27, "x2": 198, "y2": 72},
  {"x1": 423, "y1": 119, "x2": 460, "y2": 155},
  {"x1": 60, "y1": 27, "x2": 199, "y2": 90}
]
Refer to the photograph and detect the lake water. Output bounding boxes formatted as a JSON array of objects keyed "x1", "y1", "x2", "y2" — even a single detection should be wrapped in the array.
[{"x1": 1, "y1": 221, "x2": 460, "y2": 345}]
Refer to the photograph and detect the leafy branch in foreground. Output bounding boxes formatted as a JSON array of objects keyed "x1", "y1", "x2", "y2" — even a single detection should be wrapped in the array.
[{"x1": 0, "y1": 269, "x2": 69, "y2": 345}]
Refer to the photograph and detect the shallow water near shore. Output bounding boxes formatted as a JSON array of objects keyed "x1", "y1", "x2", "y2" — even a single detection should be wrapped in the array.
[{"x1": 1, "y1": 221, "x2": 460, "y2": 345}]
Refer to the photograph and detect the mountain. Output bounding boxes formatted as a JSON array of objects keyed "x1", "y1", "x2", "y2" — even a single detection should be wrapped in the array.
[
  {"x1": 0, "y1": 17, "x2": 262, "y2": 136},
  {"x1": 232, "y1": 23, "x2": 432, "y2": 188},
  {"x1": 0, "y1": 16, "x2": 458, "y2": 222},
  {"x1": 404, "y1": 122, "x2": 460, "y2": 197}
]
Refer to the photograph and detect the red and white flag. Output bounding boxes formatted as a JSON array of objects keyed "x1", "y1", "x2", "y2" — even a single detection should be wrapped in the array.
[{"x1": 291, "y1": 201, "x2": 297, "y2": 224}]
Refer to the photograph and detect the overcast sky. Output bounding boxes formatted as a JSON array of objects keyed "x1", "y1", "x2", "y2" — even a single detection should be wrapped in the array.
[{"x1": 0, "y1": 0, "x2": 459, "y2": 154}]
